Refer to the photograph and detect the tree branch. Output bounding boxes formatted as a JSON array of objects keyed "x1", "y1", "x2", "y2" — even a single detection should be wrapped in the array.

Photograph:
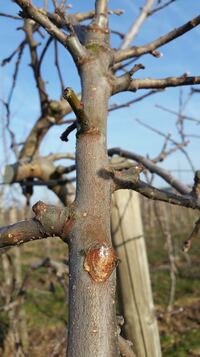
[
  {"x1": 0, "y1": 12, "x2": 21, "y2": 20},
  {"x1": 112, "y1": 75, "x2": 200, "y2": 94},
  {"x1": 148, "y1": 0, "x2": 176, "y2": 17},
  {"x1": 24, "y1": 19, "x2": 48, "y2": 111},
  {"x1": 108, "y1": 147, "x2": 190, "y2": 195},
  {"x1": 63, "y1": 88, "x2": 89, "y2": 131},
  {"x1": 60, "y1": 121, "x2": 77, "y2": 142},
  {"x1": 114, "y1": 14, "x2": 200, "y2": 62},
  {"x1": 93, "y1": 0, "x2": 108, "y2": 29},
  {"x1": 183, "y1": 217, "x2": 200, "y2": 252},
  {"x1": 135, "y1": 118, "x2": 195, "y2": 172},
  {"x1": 45, "y1": 8, "x2": 123, "y2": 28},
  {"x1": 156, "y1": 104, "x2": 200, "y2": 124},
  {"x1": 113, "y1": 172, "x2": 200, "y2": 209},
  {"x1": 19, "y1": 96, "x2": 77, "y2": 159},
  {"x1": 0, "y1": 201, "x2": 72, "y2": 249},
  {"x1": 109, "y1": 90, "x2": 159, "y2": 112},
  {"x1": 120, "y1": 0, "x2": 154, "y2": 50},
  {"x1": 3, "y1": 155, "x2": 75, "y2": 184},
  {"x1": 15, "y1": 0, "x2": 87, "y2": 62}
]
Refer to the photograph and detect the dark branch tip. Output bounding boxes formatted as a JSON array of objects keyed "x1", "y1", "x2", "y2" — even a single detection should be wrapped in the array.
[
  {"x1": 129, "y1": 64, "x2": 145, "y2": 76},
  {"x1": 18, "y1": 10, "x2": 27, "y2": 18},
  {"x1": 63, "y1": 87, "x2": 73, "y2": 100}
]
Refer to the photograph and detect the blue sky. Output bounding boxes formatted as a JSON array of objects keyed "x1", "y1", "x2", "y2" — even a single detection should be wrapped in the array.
[{"x1": 0, "y1": 0, "x2": 200, "y2": 204}]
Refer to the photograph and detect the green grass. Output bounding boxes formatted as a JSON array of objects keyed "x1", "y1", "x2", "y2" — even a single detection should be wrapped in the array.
[
  {"x1": 162, "y1": 329, "x2": 200, "y2": 357},
  {"x1": 25, "y1": 284, "x2": 67, "y2": 328}
]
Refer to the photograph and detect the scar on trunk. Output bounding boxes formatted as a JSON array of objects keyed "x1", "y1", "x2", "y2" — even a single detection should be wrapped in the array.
[{"x1": 83, "y1": 244, "x2": 117, "y2": 282}]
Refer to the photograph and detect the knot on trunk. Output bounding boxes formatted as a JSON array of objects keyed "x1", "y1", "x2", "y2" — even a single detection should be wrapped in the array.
[{"x1": 83, "y1": 243, "x2": 117, "y2": 283}]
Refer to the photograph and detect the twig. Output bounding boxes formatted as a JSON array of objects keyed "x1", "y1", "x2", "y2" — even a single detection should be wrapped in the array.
[
  {"x1": 63, "y1": 88, "x2": 89, "y2": 131},
  {"x1": 155, "y1": 104, "x2": 200, "y2": 125},
  {"x1": 0, "y1": 178, "x2": 75, "y2": 187},
  {"x1": 114, "y1": 14, "x2": 200, "y2": 62},
  {"x1": 7, "y1": 40, "x2": 25, "y2": 105},
  {"x1": 109, "y1": 90, "x2": 159, "y2": 112},
  {"x1": 54, "y1": 40, "x2": 65, "y2": 94},
  {"x1": 55, "y1": 164, "x2": 76, "y2": 175},
  {"x1": 183, "y1": 217, "x2": 200, "y2": 252},
  {"x1": 1, "y1": 100, "x2": 19, "y2": 157},
  {"x1": 111, "y1": 29, "x2": 125, "y2": 39},
  {"x1": 46, "y1": 152, "x2": 75, "y2": 161},
  {"x1": 38, "y1": 35, "x2": 53, "y2": 71},
  {"x1": 135, "y1": 118, "x2": 195, "y2": 172},
  {"x1": 60, "y1": 121, "x2": 77, "y2": 141},
  {"x1": 24, "y1": 19, "x2": 48, "y2": 111},
  {"x1": 108, "y1": 147, "x2": 190, "y2": 195},
  {"x1": 113, "y1": 174, "x2": 200, "y2": 209},
  {"x1": 15, "y1": 0, "x2": 87, "y2": 62},
  {"x1": 1, "y1": 40, "x2": 26, "y2": 66},
  {"x1": 0, "y1": 12, "x2": 21, "y2": 20},
  {"x1": 148, "y1": 0, "x2": 176, "y2": 17},
  {"x1": 120, "y1": 0, "x2": 154, "y2": 50},
  {"x1": 116, "y1": 169, "x2": 197, "y2": 208},
  {"x1": 75, "y1": 9, "x2": 124, "y2": 22},
  {"x1": 153, "y1": 140, "x2": 189, "y2": 163}
]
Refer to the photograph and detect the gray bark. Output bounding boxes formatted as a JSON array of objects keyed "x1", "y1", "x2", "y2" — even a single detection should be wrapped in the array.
[{"x1": 67, "y1": 23, "x2": 119, "y2": 357}]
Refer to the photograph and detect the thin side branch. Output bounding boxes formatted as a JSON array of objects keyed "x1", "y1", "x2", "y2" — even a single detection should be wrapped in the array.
[
  {"x1": 112, "y1": 75, "x2": 200, "y2": 94},
  {"x1": 114, "y1": 174, "x2": 200, "y2": 209},
  {"x1": 63, "y1": 88, "x2": 89, "y2": 131},
  {"x1": 93, "y1": 0, "x2": 108, "y2": 29},
  {"x1": 156, "y1": 104, "x2": 200, "y2": 124},
  {"x1": 108, "y1": 147, "x2": 190, "y2": 195},
  {"x1": 183, "y1": 217, "x2": 200, "y2": 252},
  {"x1": 19, "y1": 96, "x2": 77, "y2": 159},
  {"x1": 114, "y1": 14, "x2": 200, "y2": 62},
  {"x1": 15, "y1": 0, "x2": 87, "y2": 61},
  {"x1": 148, "y1": 0, "x2": 176, "y2": 17},
  {"x1": 60, "y1": 121, "x2": 77, "y2": 142},
  {"x1": 120, "y1": 0, "x2": 154, "y2": 49},
  {"x1": 109, "y1": 90, "x2": 159, "y2": 112},
  {"x1": 135, "y1": 118, "x2": 195, "y2": 172},
  {"x1": 24, "y1": 19, "x2": 48, "y2": 110},
  {"x1": 0, "y1": 12, "x2": 21, "y2": 20},
  {"x1": 0, "y1": 201, "x2": 71, "y2": 249},
  {"x1": 3, "y1": 154, "x2": 75, "y2": 184}
]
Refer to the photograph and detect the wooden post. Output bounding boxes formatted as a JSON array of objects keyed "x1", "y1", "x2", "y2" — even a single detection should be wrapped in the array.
[{"x1": 111, "y1": 190, "x2": 161, "y2": 357}]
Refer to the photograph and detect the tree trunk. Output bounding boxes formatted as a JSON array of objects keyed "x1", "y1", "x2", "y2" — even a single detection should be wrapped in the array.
[
  {"x1": 111, "y1": 190, "x2": 161, "y2": 357},
  {"x1": 67, "y1": 34, "x2": 119, "y2": 356}
]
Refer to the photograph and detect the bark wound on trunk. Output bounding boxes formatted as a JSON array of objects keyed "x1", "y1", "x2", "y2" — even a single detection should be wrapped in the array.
[{"x1": 84, "y1": 243, "x2": 117, "y2": 283}]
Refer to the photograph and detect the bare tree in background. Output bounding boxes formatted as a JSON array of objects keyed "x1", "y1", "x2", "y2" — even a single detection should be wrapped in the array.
[{"x1": 1, "y1": 1, "x2": 200, "y2": 356}]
